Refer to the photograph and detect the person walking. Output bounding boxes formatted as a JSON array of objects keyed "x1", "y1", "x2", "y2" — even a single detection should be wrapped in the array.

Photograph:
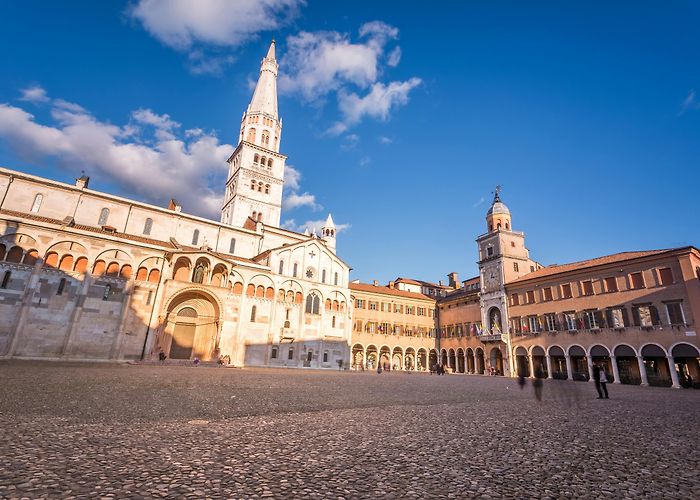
[
  {"x1": 592, "y1": 364, "x2": 603, "y2": 399},
  {"x1": 533, "y1": 367, "x2": 544, "y2": 402},
  {"x1": 599, "y1": 365, "x2": 609, "y2": 399}
]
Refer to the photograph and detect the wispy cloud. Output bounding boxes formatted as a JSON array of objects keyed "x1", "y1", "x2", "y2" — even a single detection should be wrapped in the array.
[
  {"x1": 359, "y1": 156, "x2": 371, "y2": 167},
  {"x1": 19, "y1": 85, "x2": 50, "y2": 104},
  {"x1": 128, "y1": 0, "x2": 304, "y2": 74},
  {"x1": 679, "y1": 89, "x2": 700, "y2": 115},
  {"x1": 379, "y1": 136, "x2": 392, "y2": 144},
  {"x1": 340, "y1": 133, "x2": 360, "y2": 151},
  {"x1": 282, "y1": 164, "x2": 321, "y2": 211},
  {"x1": 282, "y1": 218, "x2": 350, "y2": 235},
  {"x1": 472, "y1": 196, "x2": 485, "y2": 208},
  {"x1": 0, "y1": 85, "x2": 231, "y2": 218}
]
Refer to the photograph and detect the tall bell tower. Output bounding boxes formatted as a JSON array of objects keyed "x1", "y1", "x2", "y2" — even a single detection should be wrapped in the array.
[{"x1": 221, "y1": 41, "x2": 287, "y2": 228}]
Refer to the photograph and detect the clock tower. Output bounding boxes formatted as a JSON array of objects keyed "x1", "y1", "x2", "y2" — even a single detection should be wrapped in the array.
[{"x1": 476, "y1": 187, "x2": 537, "y2": 375}]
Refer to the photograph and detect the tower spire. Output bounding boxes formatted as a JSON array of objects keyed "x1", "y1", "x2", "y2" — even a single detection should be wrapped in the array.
[{"x1": 249, "y1": 40, "x2": 278, "y2": 117}]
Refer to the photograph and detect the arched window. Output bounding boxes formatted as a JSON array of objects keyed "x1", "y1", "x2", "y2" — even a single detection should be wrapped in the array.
[
  {"x1": 247, "y1": 128, "x2": 256, "y2": 142},
  {"x1": 262, "y1": 130, "x2": 270, "y2": 145},
  {"x1": 252, "y1": 211, "x2": 257, "y2": 220},
  {"x1": 497, "y1": 223, "x2": 501, "y2": 230},
  {"x1": 334, "y1": 272, "x2": 339, "y2": 286},
  {"x1": 57, "y1": 278, "x2": 66, "y2": 296},
  {"x1": 267, "y1": 159, "x2": 273, "y2": 169},
  {"x1": 271, "y1": 346, "x2": 278, "y2": 359},
  {"x1": 264, "y1": 184, "x2": 270, "y2": 194},
  {"x1": 6, "y1": 246, "x2": 23, "y2": 263},
  {"x1": 321, "y1": 269, "x2": 326, "y2": 283},
  {"x1": 257, "y1": 181, "x2": 263, "y2": 192},
  {"x1": 257, "y1": 212, "x2": 262, "y2": 222},
  {"x1": 254, "y1": 154, "x2": 259, "y2": 164},
  {"x1": 98, "y1": 208, "x2": 110, "y2": 226},
  {"x1": 250, "y1": 179, "x2": 256, "y2": 190},
  {"x1": 192, "y1": 263, "x2": 205, "y2": 284},
  {"x1": 1, "y1": 271, "x2": 10, "y2": 289},
  {"x1": 192, "y1": 229, "x2": 199, "y2": 246},
  {"x1": 278, "y1": 260, "x2": 284, "y2": 274},
  {"x1": 274, "y1": 136, "x2": 278, "y2": 148},
  {"x1": 332, "y1": 316, "x2": 336, "y2": 328},
  {"x1": 250, "y1": 305, "x2": 257, "y2": 322},
  {"x1": 505, "y1": 222, "x2": 510, "y2": 230},
  {"x1": 293, "y1": 263, "x2": 298, "y2": 277},
  {"x1": 229, "y1": 238, "x2": 236, "y2": 254},
  {"x1": 143, "y1": 218, "x2": 153, "y2": 235},
  {"x1": 31, "y1": 193, "x2": 43, "y2": 213},
  {"x1": 260, "y1": 156, "x2": 266, "y2": 166},
  {"x1": 288, "y1": 347, "x2": 294, "y2": 360},
  {"x1": 305, "y1": 294, "x2": 314, "y2": 314}
]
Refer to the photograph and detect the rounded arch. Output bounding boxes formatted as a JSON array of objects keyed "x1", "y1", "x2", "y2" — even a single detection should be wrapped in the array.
[
  {"x1": 0, "y1": 233, "x2": 38, "y2": 251},
  {"x1": 210, "y1": 264, "x2": 229, "y2": 288},
  {"x1": 162, "y1": 286, "x2": 224, "y2": 322},
  {"x1": 488, "y1": 306, "x2": 502, "y2": 332},
  {"x1": 567, "y1": 344, "x2": 587, "y2": 357},
  {"x1": 547, "y1": 344, "x2": 566, "y2": 356},
  {"x1": 5, "y1": 246, "x2": 24, "y2": 263},
  {"x1": 515, "y1": 346, "x2": 528, "y2": 356},
  {"x1": 670, "y1": 342, "x2": 700, "y2": 358},
  {"x1": 613, "y1": 343, "x2": 637, "y2": 357},
  {"x1": 588, "y1": 344, "x2": 611, "y2": 357},
  {"x1": 73, "y1": 256, "x2": 88, "y2": 273},
  {"x1": 94, "y1": 248, "x2": 132, "y2": 265},
  {"x1": 45, "y1": 240, "x2": 87, "y2": 257},
  {"x1": 172, "y1": 256, "x2": 192, "y2": 281},
  {"x1": 57, "y1": 254, "x2": 74, "y2": 271},
  {"x1": 640, "y1": 343, "x2": 668, "y2": 357},
  {"x1": 530, "y1": 345, "x2": 546, "y2": 356},
  {"x1": 192, "y1": 257, "x2": 211, "y2": 284},
  {"x1": 22, "y1": 249, "x2": 39, "y2": 266}
]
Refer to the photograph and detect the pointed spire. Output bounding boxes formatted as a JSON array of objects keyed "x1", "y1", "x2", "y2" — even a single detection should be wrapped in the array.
[
  {"x1": 266, "y1": 39, "x2": 276, "y2": 60},
  {"x1": 492, "y1": 184, "x2": 502, "y2": 203},
  {"x1": 248, "y1": 41, "x2": 279, "y2": 117},
  {"x1": 324, "y1": 213, "x2": 335, "y2": 228}
]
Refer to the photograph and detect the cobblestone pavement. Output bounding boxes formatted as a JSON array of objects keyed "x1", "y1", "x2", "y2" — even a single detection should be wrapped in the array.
[{"x1": 0, "y1": 361, "x2": 698, "y2": 499}]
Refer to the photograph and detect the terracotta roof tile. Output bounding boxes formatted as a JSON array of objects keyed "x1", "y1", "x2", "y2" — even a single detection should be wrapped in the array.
[
  {"x1": 350, "y1": 282, "x2": 434, "y2": 301},
  {"x1": 509, "y1": 249, "x2": 677, "y2": 284}
]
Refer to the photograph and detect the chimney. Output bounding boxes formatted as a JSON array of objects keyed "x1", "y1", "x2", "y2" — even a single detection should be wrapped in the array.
[
  {"x1": 373, "y1": 280, "x2": 378, "y2": 286},
  {"x1": 168, "y1": 198, "x2": 182, "y2": 212},
  {"x1": 75, "y1": 175, "x2": 90, "y2": 189},
  {"x1": 388, "y1": 281, "x2": 395, "y2": 289},
  {"x1": 438, "y1": 280, "x2": 443, "y2": 286},
  {"x1": 448, "y1": 272, "x2": 459, "y2": 289}
]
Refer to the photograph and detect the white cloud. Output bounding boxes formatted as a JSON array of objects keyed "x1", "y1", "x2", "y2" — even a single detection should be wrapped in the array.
[
  {"x1": 472, "y1": 196, "x2": 485, "y2": 208},
  {"x1": 282, "y1": 218, "x2": 350, "y2": 235},
  {"x1": 387, "y1": 46, "x2": 402, "y2": 67},
  {"x1": 379, "y1": 136, "x2": 392, "y2": 144},
  {"x1": 340, "y1": 133, "x2": 360, "y2": 151},
  {"x1": 130, "y1": 0, "x2": 304, "y2": 50},
  {"x1": 279, "y1": 21, "x2": 399, "y2": 101},
  {"x1": 282, "y1": 164, "x2": 320, "y2": 211},
  {"x1": 680, "y1": 89, "x2": 700, "y2": 115},
  {"x1": 330, "y1": 77, "x2": 421, "y2": 134},
  {"x1": 0, "y1": 92, "x2": 232, "y2": 219},
  {"x1": 283, "y1": 164, "x2": 301, "y2": 191},
  {"x1": 19, "y1": 85, "x2": 50, "y2": 104},
  {"x1": 359, "y1": 156, "x2": 371, "y2": 167},
  {"x1": 282, "y1": 191, "x2": 320, "y2": 211},
  {"x1": 187, "y1": 50, "x2": 236, "y2": 76}
]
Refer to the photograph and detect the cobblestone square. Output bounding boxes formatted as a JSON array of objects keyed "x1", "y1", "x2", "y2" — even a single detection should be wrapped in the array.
[{"x1": 0, "y1": 361, "x2": 698, "y2": 499}]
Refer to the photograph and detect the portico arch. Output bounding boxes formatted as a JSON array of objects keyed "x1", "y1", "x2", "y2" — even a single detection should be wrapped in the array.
[
  {"x1": 490, "y1": 347, "x2": 504, "y2": 376},
  {"x1": 352, "y1": 343, "x2": 365, "y2": 370},
  {"x1": 515, "y1": 346, "x2": 529, "y2": 377},
  {"x1": 456, "y1": 348, "x2": 465, "y2": 373},
  {"x1": 671, "y1": 343, "x2": 700, "y2": 388},
  {"x1": 160, "y1": 288, "x2": 222, "y2": 361},
  {"x1": 613, "y1": 344, "x2": 641, "y2": 385},
  {"x1": 475, "y1": 347, "x2": 485, "y2": 374}
]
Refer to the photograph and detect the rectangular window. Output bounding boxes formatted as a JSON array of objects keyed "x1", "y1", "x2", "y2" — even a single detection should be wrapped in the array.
[
  {"x1": 356, "y1": 299, "x2": 365, "y2": 309},
  {"x1": 606, "y1": 307, "x2": 628, "y2": 328},
  {"x1": 543, "y1": 287, "x2": 553, "y2": 302},
  {"x1": 394, "y1": 304, "x2": 403, "y2": 313},
  {"x1": 513, "y1": 262, "x2": 519, "y2": 272},
  {"x1": 417, "y1": 307, "x2": 426, "y2": 316},
  {"x1": 528, "y1": 316, "x2": 538, "y2": 332},
  {"x1": 581, "y1": 280, "x2": 594, "y2": 296},
  {"x1": 632, "y1": 304, "x2": 660, "y2": 327},
  {"x1": 406, "y1": 306, "x2": 415, "y2": 315},
  {"x1": 659, "y1": 268, "x2": 673, "y2": 286},
  {"x1": 545, "y1": 313, "x2": 557, "y2": 331},
  {"x1": 323, "y1": 351, "x2": 328, "y2": 363},
  {"x1": 561, "y1": 283, "x2": 572, "y2": 299},
  {"x1": 526, "y1": 290, "x2": 535, "y2": 304},
  {"x1": 102, "y1": 284, "x2": 111, "y2": 301},
  {"x1": 666, "y1": 302, "x2": 685, "y2": 325},
  {"x1": 428, "y1": 309, "x2": 433, "y2": 318},
  {"x1": 511, "y1": 317, "x2": 521, "y2": 333},
  {"x1": 288, "y1": 348, "x2": 294, "y2": 360},
  {"x1": 487, "y1": 247, "x2": 493, "y2": 257},
  {"x1": 271, "y1": 346, "x2": 278, "y2": 359},
  {"x1": 583, "y1": 310, "x2": 601, "y2": 329},
  {"x1": 604, "y1": 277, "x2": 618, "y2": 293},
  {"x1": 511, "y1": 293, "x2": 519, "y2": 306},
  {"x1": 630, "y1": 272, "x2": 645, "y2": 289},
  {"x1": 564, "y1": 312, "x2": 577, "y2": 331},
  {"x1": 369, "y1": 302, "x2": 378, "y2": 311}
]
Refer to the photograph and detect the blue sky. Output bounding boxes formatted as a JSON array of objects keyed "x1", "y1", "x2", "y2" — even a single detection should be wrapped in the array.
[{"x1": 1, "y1": 1, "x2": 699, "y2": 285}]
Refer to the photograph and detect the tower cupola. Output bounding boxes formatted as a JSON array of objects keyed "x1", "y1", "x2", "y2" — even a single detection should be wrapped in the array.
[
  {"x1": 322, "y1": 213, "x2": 337, "y2": 252},
  {"x1": 486, "y1": 185, "x2": 511, "y2": 233}
]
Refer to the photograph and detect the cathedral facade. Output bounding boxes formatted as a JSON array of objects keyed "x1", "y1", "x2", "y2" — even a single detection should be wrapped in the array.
[{"x1": 0, "y1": 42, "x2": 352, "y2": 369}]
